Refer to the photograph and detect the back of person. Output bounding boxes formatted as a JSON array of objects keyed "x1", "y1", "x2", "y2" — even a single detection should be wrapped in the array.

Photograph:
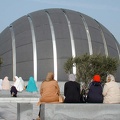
[
  {"x1": 2, "y1": 76, "x2": 10, "y2": 90},
  {"x1": 64, "y1": 81, "x2": 81, "y2": 103},
  {"x1": 36, "y1": 72, "x2": 60, "y2": 120},
  {"x1": 64, "y1": 74, "x2": 81, "y2": 103},
  {"x1": 26, "y1": 76, "x2": 38, "y2": 92},
  {"x1": 87, "y1": 75, "x2": 103, "y2": 103},
  {"x1": 103, "y1": 74, "x2": 120, "y2": 103},
  {"x1": 14, "y1": 76, "x2": 24, "y2": 92},
  {"x1": 40, "y1": 80, "x2": 60, "y2": 102}
]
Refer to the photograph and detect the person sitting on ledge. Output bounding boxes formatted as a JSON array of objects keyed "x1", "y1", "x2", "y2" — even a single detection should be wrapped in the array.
[
  {"x1": 86, "y1": 74, "x2": 103, "y2": 103},
  {"x1": 2, "y1": 76, "x2": 10, "y2": 90},
  {"x1": 103, "y1": 74, "x2": 120, "y2": 104},
  {"x1": 37, "y1": 72, "x2": 62, "y2": 120},
  {"x1": 64, "y1": 74, "x2": 81, "y2": 103},
  {"x1": 26, "y1": 76, "x2": 38, "y2": 92}
]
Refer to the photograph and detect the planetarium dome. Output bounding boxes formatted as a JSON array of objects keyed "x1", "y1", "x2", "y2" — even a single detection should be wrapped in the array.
[{"x1": 0, "y1": 8, "x2": 120, "y2": 81}]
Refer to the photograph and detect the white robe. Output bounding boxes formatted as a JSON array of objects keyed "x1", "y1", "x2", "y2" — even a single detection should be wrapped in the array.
[
  {"x1": 0, "y1": 79, "x2": 2, "y2": 90},
  {"x1": 14, "y1": 76, "x2": 24, "y2": 92}
]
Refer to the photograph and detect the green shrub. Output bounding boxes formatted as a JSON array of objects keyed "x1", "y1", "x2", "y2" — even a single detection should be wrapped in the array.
[{"x1": 64, "y1": 54, "x2": 120, "y2": 85}]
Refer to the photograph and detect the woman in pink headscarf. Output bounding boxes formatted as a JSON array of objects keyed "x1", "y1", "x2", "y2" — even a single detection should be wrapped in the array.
[{"x1": 2, "y1": 76, "x2": 10, "y2": 90}]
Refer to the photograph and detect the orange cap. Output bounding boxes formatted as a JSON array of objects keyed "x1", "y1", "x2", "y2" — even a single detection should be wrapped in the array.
[{"x1": 93, "y1": 75, "x2": 101, "y2": 82}]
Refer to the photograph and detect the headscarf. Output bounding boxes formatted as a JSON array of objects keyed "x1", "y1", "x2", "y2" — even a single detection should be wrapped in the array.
[
  {"x1": 0, "y1": 79, "x2": 2, "y2": 90},
  {"x1": 14, "y1": 76, "x2": 24, "y2": 92},
  {"x1": 46, "y1": 72, "x2": 54, "y2": 81},
  {"x1": 106, "y1": 74, "x2": 115, "y2": 82},
  {"x1": 93, "y1": 74, "x2": 101, "y2": 82},
  {"x1": 68, "y1": 74, "x2": 76, "y2": 81},
  {"x1": 26, "y1": 76, "x2": 38, "y2": 92},
  {"x1": 2, "y1": 76, "x2": 10, "y2": 90}
]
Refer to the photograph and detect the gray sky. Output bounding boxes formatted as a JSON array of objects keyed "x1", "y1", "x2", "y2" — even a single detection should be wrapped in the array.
[{"x1": 0, "y1": 0, "x2": 120, "y2": 43}]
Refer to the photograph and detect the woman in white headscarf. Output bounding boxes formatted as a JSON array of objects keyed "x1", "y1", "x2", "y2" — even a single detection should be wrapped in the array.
[
  {"x1": 64, "y1": 74, "x2": 81, "y2": 103},
  {"x1": 19, "y1": 77, "x2": 25, "y2": 90},
  {"x1": 13, "y1": 76, "x2": 24, "y2": 92},
  {"x1": 0, "y1": 79, "x2": 3, "y2": 90},
  {"x1": 102, "y1": 74, "x2": 120, "y2": 103}
]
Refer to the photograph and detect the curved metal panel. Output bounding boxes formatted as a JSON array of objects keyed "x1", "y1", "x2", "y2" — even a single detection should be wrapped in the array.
[
  {"x1": 80, "y1": 15, "x2": 93, "y2": 55},
  {"x1": 27, "y1": 15, "x2": 37, "y2": 81},
  {"x1": 9, "y1": 25, "x2": 16, "y2": 77},
  {"x1": 115, "y1": 42, "x2": 120, "y2": 59},
  {"x1": 45, "y1": 11, "x2": 58, "y2": 80},
  {"x1": 63, "y1": 11, "x2": 76, "y2": 74},
  {"x1": 95, "y1": 21, "x2": 108, "y2": 56}
]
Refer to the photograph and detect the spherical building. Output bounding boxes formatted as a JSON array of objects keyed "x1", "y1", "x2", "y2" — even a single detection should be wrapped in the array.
[{"x1": 0, "y1": 8, "x2": 120, "y2": 81}]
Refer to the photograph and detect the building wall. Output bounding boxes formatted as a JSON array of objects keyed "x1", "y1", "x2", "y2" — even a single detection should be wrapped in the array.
[{"x1": 0, "y1": 8, "x2": 120, "y2": 81}]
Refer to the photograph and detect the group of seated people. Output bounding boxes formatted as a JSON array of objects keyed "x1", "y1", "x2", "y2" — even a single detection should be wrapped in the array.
[
  {"x1": 0, "y1": 72, "x2": 120, "y2": 120},
  {"x1": 0, "y1": 76, "x2": 38, "y2": 97},
  {"x1": 36, "y1": 72, "x2": 120, "y2": 120}
]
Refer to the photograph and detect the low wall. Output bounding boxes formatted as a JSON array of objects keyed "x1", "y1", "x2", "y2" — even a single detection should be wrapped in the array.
[{"x1": 40, "y1": 103, "x2": 120, "y2": 120}]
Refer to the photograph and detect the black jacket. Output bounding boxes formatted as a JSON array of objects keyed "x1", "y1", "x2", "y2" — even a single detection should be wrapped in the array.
[
  {"x1": 87, "y1": 81, "x2": 103, "y2": 103},
  {"x1": 64, "y1": 81, "x2": 81, "y2": 103}
]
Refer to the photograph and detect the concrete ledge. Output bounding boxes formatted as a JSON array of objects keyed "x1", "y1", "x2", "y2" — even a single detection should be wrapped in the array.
[
  {"x1": 0, "y1": 90, "x2": 39, "y2": 120},
  {"x1": 0, "y1": 90, "x2": 39, "y2": 103},
  {"x1": 40, "y1": 103, "x2": 120, "y2": 120}
]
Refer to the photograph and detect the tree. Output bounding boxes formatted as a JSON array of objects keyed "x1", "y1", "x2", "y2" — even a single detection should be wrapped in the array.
[{"x1": 64, "y1": 54, "x2": 120, "y2": 85}]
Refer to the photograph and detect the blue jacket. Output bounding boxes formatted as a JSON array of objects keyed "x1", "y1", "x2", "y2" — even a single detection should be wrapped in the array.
[{"x1": 87, "y1": 81, "x2": 103, "y2": 103}]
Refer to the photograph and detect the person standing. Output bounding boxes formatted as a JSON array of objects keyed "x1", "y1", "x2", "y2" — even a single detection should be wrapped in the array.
[
  {"x1": 64, "y1": 74, "x2": 81, "y2": 103},
  {"x1": 87, "y1": 74, "x2": 103, "y2": 103},
  {"x1": 103, "y1": 74, "x2": 120, "y2": 103}
]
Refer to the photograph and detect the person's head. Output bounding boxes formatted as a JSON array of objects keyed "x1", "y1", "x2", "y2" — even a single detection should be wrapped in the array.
[
  {"x1": 93, "y1": 74, "x2": 101, "y2": 82},
  {"x1": 13, "y1": 76, "x2": 19, "y2": 82},
  {"x1": 4, "y1": 76, "x2": 8, "y2": 80},
  {"x1": 46, "y1": 72, "x2": 54, "y2": 81},
  {"x1": 106, "y1": 74, "x2": 115, "y2": 82},
  {"x1": 68, "y1": 74, "x2": 76, "y2": 81}
]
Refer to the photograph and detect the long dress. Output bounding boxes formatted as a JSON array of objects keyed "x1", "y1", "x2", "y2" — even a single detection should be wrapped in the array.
[
  {"x1": 2, "y1": 76, "x2": 10, "y2": 90},
  {"x1": 64, "y1": 81, "x2": 81, "y2": 103},
  {"x1": 40, "y1": 80, "x2": 60, "y2": 102},
  {"x1": 26, "y1": 76, "x2": 38, "y2": 92},
  {"x1": 14, "y1": 76, "x2": 24, "y2": 92}
]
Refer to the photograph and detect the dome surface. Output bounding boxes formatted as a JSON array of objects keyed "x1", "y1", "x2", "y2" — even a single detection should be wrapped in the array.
[{"x1": 0, "y1": 8, "x2": 120, "y2": 81}]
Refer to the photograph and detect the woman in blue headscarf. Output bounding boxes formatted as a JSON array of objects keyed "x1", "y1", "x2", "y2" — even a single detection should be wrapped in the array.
[{"x1": 26, "y1": 76, "x2": 38, "y2": 92}]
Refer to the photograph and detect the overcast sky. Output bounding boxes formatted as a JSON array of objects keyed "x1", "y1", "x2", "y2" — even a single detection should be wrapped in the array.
[{"x1": 0, "y1": 0, "x2": 120, "y2": 43}]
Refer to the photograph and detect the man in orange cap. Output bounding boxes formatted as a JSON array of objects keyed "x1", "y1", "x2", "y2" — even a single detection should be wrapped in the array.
[{"x1": 86, "y1": 74, "x2": 103, "y2": 103}]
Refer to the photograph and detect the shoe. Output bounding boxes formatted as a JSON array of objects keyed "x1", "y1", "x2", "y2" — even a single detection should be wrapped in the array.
[
  {"x1": 36, "y1": 116, "x2": 40, "y2": 120},
  {"x1": 11, "y1": 92, "x2": 15, "y2": 97},
  {"x1": 11, "y1": 92, "x2": 17, "y2": 97}
]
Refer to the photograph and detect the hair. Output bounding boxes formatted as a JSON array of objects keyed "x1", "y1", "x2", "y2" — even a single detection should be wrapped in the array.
[{"x1": 45, "y1": 72, "x2": 54, "y2": 81}]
